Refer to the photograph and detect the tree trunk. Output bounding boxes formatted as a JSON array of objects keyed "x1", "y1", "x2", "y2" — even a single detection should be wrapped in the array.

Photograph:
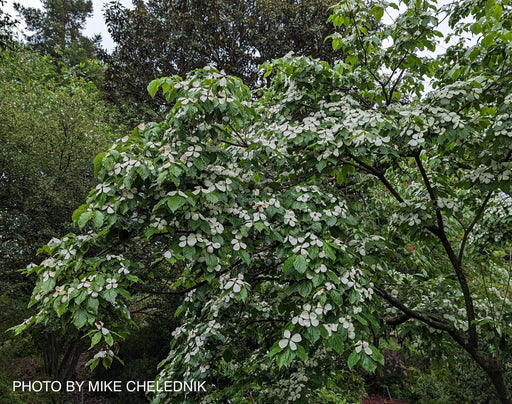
[
  {"x1": 42, "y1": 333, "x2": 84, "y2": 383},
  {"x1": 471, "y1": 352, "x2": 511, "y2": 404},
  {"x1": 486, "y1": 367, "x2": 511, "y2": 404}
]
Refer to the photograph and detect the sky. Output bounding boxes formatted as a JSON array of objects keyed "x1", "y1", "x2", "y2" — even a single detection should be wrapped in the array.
[{"x1": 4, "y1": 0, "x2": 133, "y2": 50}]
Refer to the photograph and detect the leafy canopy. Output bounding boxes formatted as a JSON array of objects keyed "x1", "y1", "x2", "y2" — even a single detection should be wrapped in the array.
[
  {"x1": 0, "y1": 0, "x2": 17, "y2": 48},
  {"x1": 13, "y1": 0, "x2": 512, "y2": 402},
  {"x1": 102, "y1": 0, "x2": 338, "y2": 120},
  {"x1": 0, "y1": 46, "x2": 121, "y2": 382},
  {"x1": 0, "y1": 46, "x2": 119, "y2": 283},
  {"x1": 14, "y1": 0, "x2": 101, "y2": 65}
]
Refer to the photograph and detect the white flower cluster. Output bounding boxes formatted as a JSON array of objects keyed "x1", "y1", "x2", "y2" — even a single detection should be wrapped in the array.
[
  {"x1": 339, "y1": 315, "x2": 356, "y2": 340},
  {"x1": 354, "y1": 340, "x2": 372, "y2": 355},
  {"x1": 95, "y1": 321, "x2": 110, "y2": 335},
  {"x1": 230, "y1": 232, "x2": 247, "y2": 251},
  {"x1": 111, "y1": 153, "x2": 143, "y2": 176},
  {"x1": 279, "y1": 330, "x2": 302, "y2": 350},
  {"x1": 178, "y1": 233, "x2": 203, "y2": 247},
  {"x1": 437, "y1": 197, "x2": 459, "y2": 212},
  {"x1": 283, "y1": 210, "x2": 297, "y2": 227},
  {"x1": 285, "y1": 232, "x2": 324, "y2": 257},
  {"x1": 324, "y1": 202, "x2": 347, "y2": 219},
  {"x1": 93, "y1": 349, "x2": 114, "y2": 359},
  {"x1": 223, "y1": 274, "x2": 248, "y2": 294},
  {"x1": 292, "y1": 304, "x2": 319, "y2": 328},
  {"x1": 340, "y1": 266, "x2": 374, "y2": 301},
  {"x1": 106, "y1": 278, "x2": 118, "y2": 290},
  {"x1": 150, "y1": 215, "x2": 167, "y2": 230}
]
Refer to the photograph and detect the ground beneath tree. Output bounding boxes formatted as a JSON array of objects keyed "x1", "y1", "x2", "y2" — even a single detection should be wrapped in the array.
[{"x1": 363, "y1": 395, "x2": 410, "y2": 404}]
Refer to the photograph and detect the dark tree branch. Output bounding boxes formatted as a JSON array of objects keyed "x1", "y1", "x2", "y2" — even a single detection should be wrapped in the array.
[
  {"x1": 374, "y1": 286, "x2": 467, "y2": 347},
  {"x1": 414, "y1": 151, "x2": 478, "y2": 349},
  {"x1": 385, "y1": 313, "x2": 411, "y2": 326},
  {"x1": 346, "y1": 152, "x2": 405, "y2": 203},
  {"x1": 458, "y1": 191, "x2": 493, "y2": 263}
]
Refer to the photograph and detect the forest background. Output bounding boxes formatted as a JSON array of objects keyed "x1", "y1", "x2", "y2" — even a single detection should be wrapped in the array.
[{"x1": 1, "y1": 0, "x2": 511, "y2": 403}]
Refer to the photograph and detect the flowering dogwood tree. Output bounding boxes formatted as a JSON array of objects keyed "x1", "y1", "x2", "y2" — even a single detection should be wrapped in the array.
[{"x1": 13, "y1": 0, "x2": 512, "y2": 402}]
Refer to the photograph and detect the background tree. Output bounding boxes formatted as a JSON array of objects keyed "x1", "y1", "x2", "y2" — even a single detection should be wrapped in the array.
[
  {"x1": 0, "y1": 46, "x2": 121, "y2": 386},
  {"x1": 11, "y1": 0, "x2": 512, "y2": 402},
  {"x1": 102, "y1": 0, "x2": 339, "y2": 121},
  {"x1": 14, "y1": 0, "x2": 101, "y2": 65},
  {"x1": 0, "y1": 0, "x2": 17, "y2": 49}
]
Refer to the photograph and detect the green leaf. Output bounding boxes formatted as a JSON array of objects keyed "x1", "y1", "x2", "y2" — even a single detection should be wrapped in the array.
[
  {"x1": 73, "y1": 309, "x2": 88, "y2": 329},
  {"x1": 353, "y1": 314, "x2": 368, "y2": 326},
  {"x1": 102, "y1": 356, "x2": 113, "y2": 368},
  {"x1": 169, "y1": 164, "x2": 183, "y2": 178},
  {"x1": 276, "y1": 349, "x2": 295, "y2": 368},
  {"x1": 54, "y1": 300, "x2": 67, "y2": 317},
  {"x1": 167, "y1": 196, "x2": 186, "y2": 213},
  {"x1": 86, "y1": 297, "x2": 99, "y2": 314},
  {"x1": 297, "y1": 281, "x2": 312, "y2": 297},
  {"x1": 205, "y1": 192, "x2": 220, "y2": 203},
  {"x1": 308, "y1": 244, "x2": 319, "y2": 259},
  {"x1": 282, "y1": 256, "x2": 296, "y2": 273},
  {"x1": 373, "y1": 6, "x2": 384, "y2": 22},
  {"x1": 118, "y1": 288, "x2": 131, "y2": 299},
  {"x1": 240, "y1": 250, "x2": 251, "y2": 265},
  {"x1": 296, "y1": 345, "x2": 308, "y2": 362},
  {"x1": 370, "y1": 346, "x2": 385, "y2": 366},
  {"x1": 323, "y1": 244, "x2": 336, "y2": 260},
  {"x1": 326, "y1": 270, "x2": 339, "y2": 284},
  {"x1": 114, "y1": 355, "x2": 125, "y2": 366},
  {"x1": 347, "y1": 350, "x2": 360, "y2": 369},
  {"x1": 89, "y1": 358, "x2": 100, "y2": 371},
  {"x1": 104, "y1": 332, "x2": 114, "y2": 346},
  {"x1": 183, "y1": 246, "x2": 196, "y2": 259},
  {"x1": 319, "y1": 325, "x2": 330, "y2": 338},
  {"x1": 348, "y1": 289, "x2": 360, "y2": 304},
  {"x1": 41, "y1": 278, "x2": 56, "y2": 293},
  {"x1": 90, "y1": 332, "x2": 102, "y2": 348},
  {"x1": 93, "y1": 211, "x2": 104, "y2": 228},
  {"x1": 316, "y1": 160, "x2": 327, "y2": 173},
  {"x1": 306, "y1": 325, "x2": 320, "y2": 343},
  {"x1": 93, "y1": 152, "x2": 106, "y2": 177},
  {"x1": 481, "y1": 32, "x2": 496, "y2": 47},
  {"x1": 126, "y1": 274, "x2": 140, "y2": 283},
  {"x1": 137, "y1": 164, "x2": 150, "y2": 180},
  {"x1": 174, "y1": 304, "x2": 184, "y2": 317},
  {"x1": 78, "y1": 211, "x2": 93, "y2": 229},
  {"x1": 147, "y1": 79, "x2": 161, "y2": 98},
  {"x1": 254, "y1": 222, "x2": 266, "y2": 232},
  {"x1": 103, "y1": 289, "x2": 117, "y2": 303},
  {"x1": 193, "y1": 157, "x2": 204, "y2": 170},
  {"x1": 238, "y1": 287, "x2": 248, "y2": 301},
  {"x1": 75, "y1": 289, "x2": 88, "y2": 305},
  {"x1": 293, "y1": 255, "x2": 307, "y2": 273},
  {"x1": 123, "y1": 174, "x2": 133, "y2": 189},
  {"x1": 360, "y1": 354, "x2": 377, "y2": 372},
  {"x1": 328, "y1": 333, "x2": 345, "y2": 355},
  {"x1": 346, "y1": 55, "x2": 357, "y2": 66},
  {"x1": 205, "y1": 254, "x2": 218, "y2": 267}
]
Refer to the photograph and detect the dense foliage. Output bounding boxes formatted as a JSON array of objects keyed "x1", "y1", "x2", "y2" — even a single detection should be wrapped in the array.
[
  {"x1": 102, "y1": 0, "x2": 339, "y2": 120},
  {"x1": 14, "y1": 0, "x2": 101, "y2": 65},
  {"x1": 0, "y1": 47, "x2": 118, "y2": 286},
  {"x1": 4, "y1": 0, "x2": 512, "y2": 402},
  {"x1": 0, "y1": 0, "x2": 17, "y2": 49},
  {"x1": 0, "y1": 46, "x2": 121, "y2": 390}
]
